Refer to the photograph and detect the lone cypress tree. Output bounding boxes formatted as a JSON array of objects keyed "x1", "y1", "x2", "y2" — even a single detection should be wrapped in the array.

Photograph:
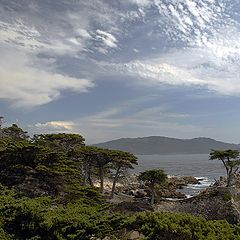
[
  {"x1": 210, "y1": 149, "x2": 240, "y2": 187},
  {"x1": 138, "y1": 169, "x2": 167, "y2": 205}
]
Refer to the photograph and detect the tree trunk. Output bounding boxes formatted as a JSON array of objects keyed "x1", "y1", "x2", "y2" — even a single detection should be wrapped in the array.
[
  {"x1": 99, "y1": 166, "x2": 104, "y2": 193},
  {"x1": 221, "y1": 159, "x2": 229, "y2": 183},
  {"x1": 110, "y1": 166, "x2": 121, "y2": 198},
  {"x1": 150, "y1": 184, "x2": 155, "y2": 205},
  {"x1": 227, "y1": 167, "x2": 233, "y2": 187}
]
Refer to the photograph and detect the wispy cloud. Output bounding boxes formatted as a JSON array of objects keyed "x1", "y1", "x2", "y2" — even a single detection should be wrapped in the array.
[
  {"x1": 0, "y1": 47, "x2": 93, "y2": 108},
  {"x1": 34, "y1": 121, "x2": 76, "y2": 131},
  {"x1": 70, "y1": 100, "x2": 198, "y2": 143},
  {"x1": 1, "y1": 0, "x2": 240, "y2": 144},
  {"x1": 104, "y1": 24, "x2": 240, "y2": 95},
  {"x1": 0, "y1": 18, "x2": 89, "y2": 56},
  {"x1": 96, "y1": 30, "x2": 118, "y2": 48}
]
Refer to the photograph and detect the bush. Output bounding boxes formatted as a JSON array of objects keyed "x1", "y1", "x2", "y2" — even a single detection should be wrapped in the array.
[
  {"x1": 124, "y1": 212, "x2": 240, "y2": 240},
  {"x1": 223, "y1": 192, "x2": 232, "y2": 201}
]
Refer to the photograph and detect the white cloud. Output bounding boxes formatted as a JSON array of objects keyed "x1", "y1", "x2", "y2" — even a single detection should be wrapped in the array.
[
  {"x1": 0, "y1": 20, "x2": 45, "y2": 51},
  {"x1": 76, "y1": 28, "x2": 92, "y2": 39},
  {"x1": 35, "y1": 121, "x2": 75, "y2": 131},
  {"x1": 0, "y1": 1, "x2": 127, "y2": 109},
  {"x1": 0, "y1": 19, "x2": 91, "y2": 56},
  {"x1": 112, "y1": 60, "x2": 206, "y2": 85},
  {"x1": 102, "y1": 22, "x2": 240, "y2": 96},
  {"x1": 95, "y1": 29, "x2": 118, "y2": 51},
  {"x1": 0, "y1": 0, "x2": 239, "y2": 109},
  {"x1": 107, "y1": 55, "x2": 240, "y2": 95},
  {"x1": 128, "y1": 0, "x2": 152, "y2": 7},
  {"x1": 128, "y1": 0, "x2": 227, "y2": 45},
  {"x1": 0, "y1": 48, "x2": 94, "y2": 107}
]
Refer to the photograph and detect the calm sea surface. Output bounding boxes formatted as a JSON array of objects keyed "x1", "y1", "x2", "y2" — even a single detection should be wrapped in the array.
[{"x1": 132, "y1": 154, "x2": 226, "y2": 197}]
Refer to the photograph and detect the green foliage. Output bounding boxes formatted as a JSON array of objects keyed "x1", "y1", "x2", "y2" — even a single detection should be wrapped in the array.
[
  {"x1": 210, "y1": 149, "x2": 240, "y2": 186},
  {"x1": 223, "y1": 192, "x2": 232, "y2": 201},
  {"x1": 33, "y1": 133, "x2": 85, "y2": 150},
  {"x1": 138, "y1": 169, "x2": 167, "y2": 204},
  {"x1": 125, "y1": 211, "x2": 240, "y2": 240},
  {"x1": 0, "y1": 184, "x2": 240, "y2": 239},
  {"x1": 2, "y1": 124, "x2": 29, "y2": 140},
  {"x1": 0, "y1": 185, "x2": 124, "y2": 240},
  {"x1": 210, "y1": 149, "x2": 240, "y2": 161},
  {"x1": 1, "y1": 122, "x2": 240, "y2": 239},
  {"x1": 0, "y1": 139, "x2": 83, "y2": 198},
  {"x1": 109, "y1": 150, "x2": 138, "y2": 169},
  {"x1": 0, "y1": 228, "x2": 12, "y2": 240},
  {"x1": 138, "y1": 169, "x2": 167, "y2": 186}
]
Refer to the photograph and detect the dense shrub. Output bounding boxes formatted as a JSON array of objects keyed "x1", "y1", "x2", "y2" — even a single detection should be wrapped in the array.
[
  {"x1": 1, "y1": 185, "x2": 240, "y2": 239},
  {"x1": 125, "y1": 211, "x2": 240, "y2": 240},
  {"x1": 0, "y1": 185, "x2": 125, "y2": 239}
]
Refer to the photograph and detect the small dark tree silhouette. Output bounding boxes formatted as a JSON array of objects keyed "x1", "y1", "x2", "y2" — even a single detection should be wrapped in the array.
[
  {"x1": 210, "y1": 149, "x2": 240, "y2": 187},
  {"x1": 138, "y1": 169, "x2": 167, "y2": 204}
]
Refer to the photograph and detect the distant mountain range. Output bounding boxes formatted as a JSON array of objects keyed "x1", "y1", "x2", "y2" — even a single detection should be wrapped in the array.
[{"x1": 94, "y1": 136, "x2": 240, "y2": 155}]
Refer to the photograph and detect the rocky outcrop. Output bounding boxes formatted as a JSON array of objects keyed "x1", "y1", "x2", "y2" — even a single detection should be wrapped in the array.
[
  {"x1": 109, "y1": 175, "x2": 240, "y2": 224},
  {"x1": 112, "y1": 175, "x2": 201, "y2": 200},
  {"x1": 169, "y1": 176, "x2": 200, "y2": 187},
  {"x1": 157, "y1": 176, "x2": 201, "y2": 199},
  {"x1": 156, "y1": 186, "x2": 240, "y2": 224},
  {"x1": 157, "y1": 187, "x2": 186, "y2": 199},
  {"x1": 129, "y1": 189, "x2": 148, "y2": 198}
]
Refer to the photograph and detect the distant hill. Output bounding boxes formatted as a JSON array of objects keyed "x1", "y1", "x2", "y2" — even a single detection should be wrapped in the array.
[{"x1": 94, "y1": 136, "x2": 240, "y2": 155}]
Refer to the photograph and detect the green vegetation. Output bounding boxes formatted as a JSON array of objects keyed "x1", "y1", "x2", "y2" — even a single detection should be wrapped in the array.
[
  {"x1": 126, "y1": 212, "x2": 240, "y2": 240},
  {"x1": 0, "y1": 118, "x2": 240, "y2": 239},
  {"x1": 1, "y1": 184, "x2": 240, "y2": 240},
  {"x1": 1, "y1": 185, "x2": 240, "y2": 239},
  {"x1": 0, "y1": 184, "x2": 123, "y2": 239},
  {"x1": 109, "y1": 149, "x2": 137, "y2": 198},
  {"x1": 210, "y1": 149, "x2": 240, "y2": 186},
  {"x1": 138, "y1": 169, "x2": 167, "y2": 204},
  {"x1": 0, "y1": 121, "x2": 137, "y2": 198}
]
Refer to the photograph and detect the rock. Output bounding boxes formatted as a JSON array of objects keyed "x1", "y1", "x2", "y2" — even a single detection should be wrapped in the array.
[
  {"x1": 102, "y1": 237, "x2": 111, "y2": 240},
  {"x1": 134, "y1": 189, "x2": 147, "y2": 198},
  {"x1": 169, "y1": 176, "x2": 200, "y2": 188},
  {"x1": 213, "y1": 176, "x2": 227, "y2": 187},
  {"x1": 157, "y1": 187, "x2": 186, "y2": 199},
  {"x1": 111, "y1": 174, "x2": 201, "y2": 201},
  {"x1": 129, "y1": 190, "x2": 136, "y2": 196},
  {"x1": 157, "y1": 186, "x2": 240, "y2": 224},
  {"x1": 182, "y1": 176, "x2": 201, "y2": 185},
  {"x1": 128, "y1": 230, "x2": 144, "y2": 239}
]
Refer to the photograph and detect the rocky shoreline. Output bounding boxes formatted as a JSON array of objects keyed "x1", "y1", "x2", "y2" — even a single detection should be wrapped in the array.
[
  {"x1": 111, "y1": 174, "x2": 202, "y2": 200},
  {"x1": 107, "y1": 174, "x2": 240, "y2": 225}
]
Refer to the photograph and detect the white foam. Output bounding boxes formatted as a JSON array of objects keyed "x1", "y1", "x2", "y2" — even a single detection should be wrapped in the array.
[{"x1": 180, "y1": 176, "x2": 214, "y2": 196}]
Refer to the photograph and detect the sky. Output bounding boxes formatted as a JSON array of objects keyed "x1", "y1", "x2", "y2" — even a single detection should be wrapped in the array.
[{"x1": 0, "y1": 0, "x2": 240, "y2": 144}]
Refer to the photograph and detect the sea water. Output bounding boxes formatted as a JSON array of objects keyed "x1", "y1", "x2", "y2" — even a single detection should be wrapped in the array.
[{"x1": 133, "y1": 154, "x2": 226, "y2": 197}]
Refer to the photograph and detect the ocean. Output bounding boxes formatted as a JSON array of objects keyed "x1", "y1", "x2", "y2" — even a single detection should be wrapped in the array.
[{"x1": 133, "y1": 154, "x2": 226, "y2": 197}]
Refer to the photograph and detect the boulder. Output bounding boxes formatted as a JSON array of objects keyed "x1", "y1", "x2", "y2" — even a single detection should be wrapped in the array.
[
  {"x1": 134, "y1": 189, "x2": 148, "y2": 198},
  {"x1": 128, "y1": 230, "x2": 144, "y2": 240}
]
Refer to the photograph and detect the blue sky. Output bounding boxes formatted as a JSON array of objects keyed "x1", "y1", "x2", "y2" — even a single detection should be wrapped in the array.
[{"x1": 0, "y1": 0, "x2": 240, "y2": 144}]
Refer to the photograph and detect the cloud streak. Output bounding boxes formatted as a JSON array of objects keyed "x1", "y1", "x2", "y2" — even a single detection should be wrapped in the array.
[
  {"x1": 35, "y1": 121, "x2": 75, "y2": 131},
  {"x1": 0, "y1": 48, "x2": 93, "y2": 107},
  {"x1": 1, "y1": 0, "x2": 240, "y2": 144}
]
